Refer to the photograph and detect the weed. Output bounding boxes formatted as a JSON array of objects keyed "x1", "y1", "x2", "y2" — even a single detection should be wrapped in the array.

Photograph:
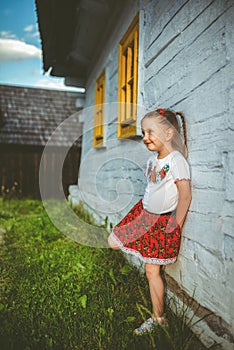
[
  {"x1": 1, "y1": 182, "x2": 22, "y2": 201},
  {"x1": 0, "y1": 198, "x2": 207, "y2": 350}
]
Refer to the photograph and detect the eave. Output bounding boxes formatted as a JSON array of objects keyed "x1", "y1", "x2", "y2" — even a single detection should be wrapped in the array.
[{"x1": 35, "y1": 0, "x2": 126, "y2": 88}]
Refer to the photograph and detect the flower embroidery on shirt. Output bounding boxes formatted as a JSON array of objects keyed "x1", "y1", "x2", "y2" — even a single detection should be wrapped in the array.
[{"x1": 146, "y1": 162, "x2": 170, "y2": 183}]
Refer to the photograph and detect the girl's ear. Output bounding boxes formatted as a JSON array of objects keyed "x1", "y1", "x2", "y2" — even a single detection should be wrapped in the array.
[{"x1": 165, "y1": 127, "x2": 174, "y2": 141}]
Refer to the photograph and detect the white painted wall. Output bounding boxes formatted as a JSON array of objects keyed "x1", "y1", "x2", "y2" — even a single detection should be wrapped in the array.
[
  {"x1": 69, "y1": 0, "x2": 234, "y2": 347},
  {"x1": 75, "y1": 0, "x2": 150, "y2": 226},
  {"x1": 141, "y1": 0, "x2": 234, "y2": 339}
]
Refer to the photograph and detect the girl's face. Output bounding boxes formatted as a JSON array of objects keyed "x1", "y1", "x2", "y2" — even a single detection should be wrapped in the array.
[{"x1": 141, "y1": 117, "x2": 169, "y2": 153}]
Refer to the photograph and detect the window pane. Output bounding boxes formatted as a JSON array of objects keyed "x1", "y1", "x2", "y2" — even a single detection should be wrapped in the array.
[
  {"x1": 94, "y1": 70, "x2": 105, "y2": 146},
  {"x1": 118, "y1": 13, "x2": 139, "y2": 138}
]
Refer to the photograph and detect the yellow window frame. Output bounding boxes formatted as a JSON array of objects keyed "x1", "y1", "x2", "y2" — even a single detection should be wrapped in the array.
[
  {"x1": 118, "y1": 13, "x2": 139, "y2": 138},
  {"x1": 94, "y1": 70, "x2": 105, "y2": 147}
]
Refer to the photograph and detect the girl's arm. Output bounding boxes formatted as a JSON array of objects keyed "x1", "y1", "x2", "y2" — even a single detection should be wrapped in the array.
[{"x1": 175, "y1": 180, "x2": 192, "y2": 228}]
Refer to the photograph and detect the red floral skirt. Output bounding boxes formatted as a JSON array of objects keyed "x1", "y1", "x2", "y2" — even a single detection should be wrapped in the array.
[{"x1": 110, "y1": 200, "x2": 181, "y2": 265}]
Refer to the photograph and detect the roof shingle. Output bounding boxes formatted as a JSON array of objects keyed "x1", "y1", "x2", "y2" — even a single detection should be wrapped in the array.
[{"x1": 0, "y1": 84, "x2": 84, "y2": 147}]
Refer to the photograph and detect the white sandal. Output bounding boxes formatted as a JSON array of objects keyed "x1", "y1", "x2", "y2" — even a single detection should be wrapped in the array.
[{"x1": 133, "y1": 316, "x2": 166, "y2": 335}]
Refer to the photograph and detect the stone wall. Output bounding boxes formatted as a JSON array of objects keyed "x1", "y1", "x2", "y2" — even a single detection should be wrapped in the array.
[{"x1": 70, "y1": 0, "x2": 234, "y2": 347}]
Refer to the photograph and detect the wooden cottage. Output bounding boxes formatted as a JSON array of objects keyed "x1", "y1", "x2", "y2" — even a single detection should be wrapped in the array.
[
  {"x1": 0, "y1": 84, "x2": 84, "y2": 198},
  {"x1": 36, "y1": 0, "x2": 234, "y2": 347}
]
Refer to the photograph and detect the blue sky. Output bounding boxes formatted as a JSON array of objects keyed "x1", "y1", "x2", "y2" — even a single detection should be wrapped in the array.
[{"x1": 0, "y1": 0, "x2": 83, "y2": 91}]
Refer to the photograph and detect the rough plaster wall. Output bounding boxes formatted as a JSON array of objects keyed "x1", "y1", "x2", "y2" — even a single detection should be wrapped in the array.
[
  {"x1": 78, "y1": 102, "x2": 149, "y2": 225},
  {"x1": 71, "y1": 0, "x2": 234, "y2": 345},
  {"x1": 77, "y1": 0, "x2": 150, "y2": 225},
  {"x1": 141, "y1": 0, "x2": 234, "y2": 340}
]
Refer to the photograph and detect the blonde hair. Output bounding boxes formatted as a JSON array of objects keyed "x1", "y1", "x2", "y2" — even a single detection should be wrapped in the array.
[{"x1": 142, "y1": 108, "x2": 188, "y2": 158}]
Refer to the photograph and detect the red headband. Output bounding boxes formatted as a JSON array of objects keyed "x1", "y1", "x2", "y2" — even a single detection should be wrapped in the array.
[
  {"x1": 157, "y1": 108, "x2": 177, "y2": 117},
  {"x1": 156, "y1": 108, "x2": 165, "y2": 116}
]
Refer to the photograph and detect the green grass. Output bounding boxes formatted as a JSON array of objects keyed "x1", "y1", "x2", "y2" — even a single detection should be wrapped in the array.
[{"x1": 0, "y1": 198, "x2": 207, "y2": 350}]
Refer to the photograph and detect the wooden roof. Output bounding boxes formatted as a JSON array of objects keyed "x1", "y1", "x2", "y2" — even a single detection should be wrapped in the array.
[
  {"x1": 35, "y1": 0, "x2": 125, "y2": 87},
  {"x1": 0, "y1": 84, "x2": 83, "y2": 147}
]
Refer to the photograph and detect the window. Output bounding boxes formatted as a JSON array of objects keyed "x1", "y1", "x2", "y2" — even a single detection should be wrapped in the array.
[
  {"x1": 94, "y1": 70, "x2": 105, "y2": 147},
  {"x1": 118, "y1": 13, "x2": 139, "y2": 138}
]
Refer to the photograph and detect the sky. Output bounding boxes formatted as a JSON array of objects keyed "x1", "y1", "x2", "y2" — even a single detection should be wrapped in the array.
[{"x1": 0, "y1": 0, "x2": 84, "y2": 92}]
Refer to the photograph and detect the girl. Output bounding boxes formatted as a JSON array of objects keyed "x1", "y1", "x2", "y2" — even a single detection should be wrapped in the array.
[{"x1": 108, "y1": 108, "x2": 192, "y2": 335}]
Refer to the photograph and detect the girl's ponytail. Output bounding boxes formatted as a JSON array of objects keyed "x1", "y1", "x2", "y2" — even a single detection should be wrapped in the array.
[{"x1": 175, "y1": 112, "x2": 187, "y2": 158}]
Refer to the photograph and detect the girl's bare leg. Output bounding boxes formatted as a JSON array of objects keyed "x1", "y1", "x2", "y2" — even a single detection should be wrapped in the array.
[
  {"x1": 108, "y1": 235, "x2": 120, "y2": 250},
  {"x1": 145, "y1": 263, "x2": 165, "y2": 318}
]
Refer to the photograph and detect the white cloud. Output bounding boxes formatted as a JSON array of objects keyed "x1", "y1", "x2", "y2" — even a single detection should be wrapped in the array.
[
  {"x1": 31, "y1": 32, "x2": 40, "y2": 38},
  {"x1": 35, "y1": 76, "x2": 85, "y2": 92},
  {"x1": 23, "y1": 25, "x2": 40, "y2": 43},
  {"x1": 0, "y1": 38, "x2": 41, "y2": 62},
  {"x1": 0, "y1": 31, "x2": 17, "y2": 39},
  {"x1": 24, "y1": 24, "x2": 35, "y2": 33}
]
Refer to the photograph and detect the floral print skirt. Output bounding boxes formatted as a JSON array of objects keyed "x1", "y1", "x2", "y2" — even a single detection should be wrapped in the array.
[{"x1": 109, "y1": 200, "x2": 181, "y2": 265}]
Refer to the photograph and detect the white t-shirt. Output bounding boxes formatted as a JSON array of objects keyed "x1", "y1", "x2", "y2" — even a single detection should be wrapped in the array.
[{"x1": 142, "y1": 151, "x2": 190, "y2": 214}]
